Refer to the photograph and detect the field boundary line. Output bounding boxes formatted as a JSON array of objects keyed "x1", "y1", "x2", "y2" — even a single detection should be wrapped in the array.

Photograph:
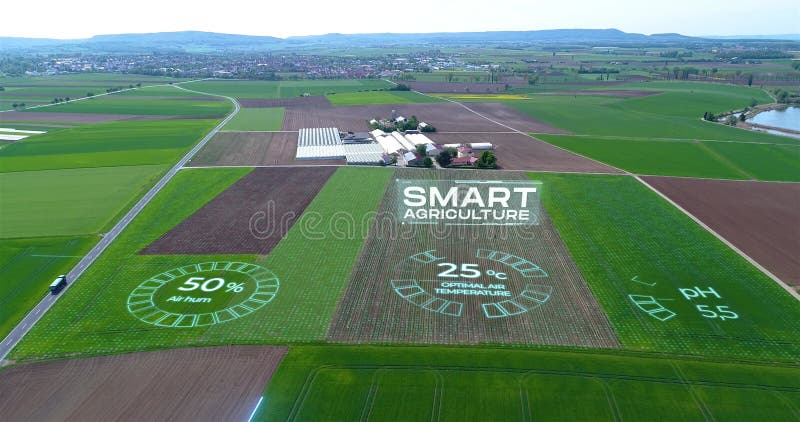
[
  {"x1": 636, "y1": 175, "x2": 800, "y2": 301},
  {"x1": 416, "y1": 90, "x2": 799, "y2": 302},
  {"x1": 0, "y1": 84, "x2": 240, "y2": 363},
  {"x1": 637, "y1": 173, "x2": 800, "y2": 184},
  {"x1": 554, "y1": 133, "x2": 799, "y2": 147}
]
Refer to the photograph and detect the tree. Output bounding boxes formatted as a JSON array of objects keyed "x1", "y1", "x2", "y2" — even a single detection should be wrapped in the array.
[
  {"x1": 86, "y1": 92, "x2": 94, "y2": 97},
  {"x1": 390, "y1": 155, "x2": 398, "y2": 165},
  {"x1": 725, "y1": 115, "x2": 738, "y2": 126},
  {"x1": 423, "y1": 157, "x2": 433, "y2": 167},
  {"x1": 436, "y1": 149, "x2": 452, "y2": 167},
  {"x1": 416, "y1": 144, "x2": 428, "y2": 157},
  {"x1": 739, "y1": 113, "x2": 747, "y2": 122},
  {"x1": 747, "y1": 74, "x2": 754, "y2": 87},
  {"x1": 476, "y1": 151, "x2": 497, "y2": 169},
  {"x1": 750, "y1": 98, "x2": 758, "y2": 107}
]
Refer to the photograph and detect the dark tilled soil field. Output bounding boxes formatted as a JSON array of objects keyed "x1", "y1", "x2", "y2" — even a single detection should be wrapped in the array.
[
  {"x1": 429, "y1": 133, "x2": 622, "y2": 174},
  {"x1": 239, "y1": 96, "x2": 331, "y2": 108},
  {"x1": 0, "y1": 346, "x2": 287, "y2": 422},
  {"x1": 327, "y1": 169, "x2": 621, "y2": 347},
  {"x1": 141, "y1": 166, "x2": 336, "y2": 255},
  {"x1": 187, "y1": 131, "x2": 345, "y2": 167},
  {"x1": 644, "y1": 177, "x2": 800, "y2": 287},
  {"x1": 282, "y1": 102, "x2": 548, "y2": 133}
]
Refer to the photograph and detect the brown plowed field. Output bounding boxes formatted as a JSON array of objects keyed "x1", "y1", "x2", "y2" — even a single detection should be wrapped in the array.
[
  {"x1": 429, "y1": 133, "x2": 622, "y2": 174},
  {"x1": 644, "y1": 177, "x2": 800, "y2": 287},
  {"x1": 327, "y1": 169, "x2": 621, "y2": 347},
  {"x1": 187, "y1": 131, "x2": 345, "y2": 167},
  {"x1": 464, "y1": 102, "x2": 569, "y2": 134},
  {"x1": 141, "y1": 167, "x2": 336, "y2": 255},
  {"x1": 282, "y1": 102, "x2": 547, "y2": 133},
  {"x1": 239, "y1": 96, "x2": 331, "y2": 108},
  {"x1": 0, "y1": 346, "x2": 287, "y2": 422}
]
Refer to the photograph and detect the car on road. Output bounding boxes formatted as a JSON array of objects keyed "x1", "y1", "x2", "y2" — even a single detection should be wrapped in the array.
[{"x1": 49, "y1": 275, "x2": 67, "y2": 295}]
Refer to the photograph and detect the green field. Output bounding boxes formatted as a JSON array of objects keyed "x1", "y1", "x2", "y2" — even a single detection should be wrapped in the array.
[
  {"x1": 222, "y1": 107, "x2": 284, "y2": 131},
  {"x1": 0, "y1": 119, "x2": 219, "y2": 172},
  {"x1": 9, "y1": 166, "x2": 392, "y2": 360},
  {"x1": 25, "y1": 96, "x2": 231, "y2": 116},
  {"x1": 535, "y1": 172, "x2": 800, "y2": 360},
  {"x1": 181, "y1": 79, "x2": 393, "y2": 98},
  {"x1": 256, "y1": 346, "x2": 800, "y2": 421},
  {"x1": 326, "y1": 90, "x2": 443, "y2": 105},
  {"x1": 0, "y1": 236, "x2": 95, "y2": 339},
  {"x1": 0, "y1": 165, "x2": 166, "y2": 238},
  {"x1": 538, "y1": 135, "x2": 800, "y2": 181},
  {"x1": 484, "y1": 82, "x2": 789, "y2": 143},
  {"x1": 0, "y1": 74, "x2": 188, "y2": 111}
]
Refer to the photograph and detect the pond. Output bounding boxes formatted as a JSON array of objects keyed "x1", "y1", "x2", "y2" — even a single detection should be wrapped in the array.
[{"x1": 749, "y1": 107, "x2": 800, "y2": 132}]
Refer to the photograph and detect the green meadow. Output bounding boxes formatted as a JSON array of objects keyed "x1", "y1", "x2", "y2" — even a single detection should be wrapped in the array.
[
  {"x1": 257, "y1": 346, "x2": 800, "y2": 421},
  {"x1": 535, "y1": 172, "x2": 800, "y2": 361},
  {"x1": 181, "y1": 79, "x2": 393, "y2": 98},
  {"x1": 222, "y1": 107, "x2": 284, "y2": 131},
  {"x1": 0, "y1": 119, "x2": 219, "y2": 172},
  {"x1": 0, "y1": 165, "x2": 166, "y2": 238}
]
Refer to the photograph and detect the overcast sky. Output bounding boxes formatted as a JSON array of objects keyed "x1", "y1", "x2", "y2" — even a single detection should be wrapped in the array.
[{"x1": 2, "y1": 0, "x2": 798, "y2": 39}]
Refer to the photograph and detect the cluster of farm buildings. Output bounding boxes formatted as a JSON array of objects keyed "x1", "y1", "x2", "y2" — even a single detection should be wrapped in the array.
[{"x1": 294, "y1": 114, "x2": 494, "y2": 167}]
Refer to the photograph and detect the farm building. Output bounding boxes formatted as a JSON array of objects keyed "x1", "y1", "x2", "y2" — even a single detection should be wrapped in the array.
[
  {"x1": 425, "y1": 143, "x2": 441, "y2": 156},
  {"x1": 451, "y1": 156, "x2": 478, "y2": 166},
  {"x1": 403, "y1": 151, "x2": 424, "y2": 166},
  {"x1": 296, "y1": 127, "x2": 344, "y2": 160},
  {"x1": 391, "y1": 131, "x2": 416, "y2": 151},
  {"x1": 372, "y1": 129, "x2": 406, "y2": 155},
  {"x1": 405, "y1": 133, "x2": 434, "y2": 146},
  {"x1": 470, "y1": 142, "x2": 494, "y2": 150},
  {"x1": 343, "y1": 143, "x2": 386, "y2": 165},
  {"x1": 457, "y1": 146, "x2": 473, "y2": 157},
  {"x1": 295, "y1": 127, "x2": 385, "y2": 165},
  {"x1": 341, "y1": 131, "x2": 373, "y2": 143}
]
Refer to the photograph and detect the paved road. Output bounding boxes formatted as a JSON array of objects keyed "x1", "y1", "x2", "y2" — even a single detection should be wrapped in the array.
[{"x1": 0, "y1": 84, "x2": 239, "y2": 362}]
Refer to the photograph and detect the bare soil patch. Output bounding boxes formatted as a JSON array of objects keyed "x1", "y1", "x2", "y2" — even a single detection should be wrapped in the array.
[
  {"x1": 282, "y1": 102, "x2": 535, "y2": 132},
  {"x1": 327, "y1": 169, "x2": 620, "y2": 347},
  {"x1": 0, "y1": 346, "x2": 287, "y2": 422},
  {"x1": 644, "y1": 176, "x2": 800, "y2": 287},
  {"x1": 141, "y1": 166, "x2": 336, "y2": 255},
  {"x1": 239, "y1": 96, "x2": 331, "y2": 108},
  {"x1": 187, "y1": 131, "x2": 346, "y2": 167},
  {"x1": 429, "y1": 133, "x2": 622, "y2": 174}
]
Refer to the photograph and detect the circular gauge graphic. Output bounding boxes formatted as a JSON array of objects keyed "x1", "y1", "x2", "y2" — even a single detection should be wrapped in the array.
[
  {"x1": 391, "y1": 248, "x2": 553, "y2": 319},
  {"x1": 127, "y1": 261, "x2": 279, "y2": 328}
]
